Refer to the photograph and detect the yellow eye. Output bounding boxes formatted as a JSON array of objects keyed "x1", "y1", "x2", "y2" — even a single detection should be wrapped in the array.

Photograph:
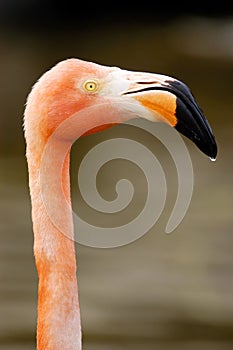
[{"x1": 83, "y1": 80, "x2": 98, "y2": 93}]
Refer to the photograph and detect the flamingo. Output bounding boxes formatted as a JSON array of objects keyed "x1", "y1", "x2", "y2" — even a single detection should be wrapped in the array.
[{"x1": 24, "y1": 58, "x2": 217, "y2": 350}]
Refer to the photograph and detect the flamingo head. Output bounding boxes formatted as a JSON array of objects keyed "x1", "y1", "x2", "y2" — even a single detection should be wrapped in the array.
[{"x1": 25, "y1": 58, "x2": 217, "y2": 159}]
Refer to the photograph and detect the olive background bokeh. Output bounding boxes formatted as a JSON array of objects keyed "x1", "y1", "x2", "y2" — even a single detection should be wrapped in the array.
[{"x1": 1, "y1": 3, "x2": 233, "y2": 349}]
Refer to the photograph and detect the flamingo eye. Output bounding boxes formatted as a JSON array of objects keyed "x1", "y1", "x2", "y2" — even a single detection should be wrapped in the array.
[{"x1": 83, "y1": 80, "x2": 99, "y2": 93}]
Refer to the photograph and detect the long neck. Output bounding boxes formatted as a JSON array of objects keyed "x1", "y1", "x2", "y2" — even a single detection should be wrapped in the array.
[{"x1": 27, "y1": 145, "x2": 82, "y2": 350}]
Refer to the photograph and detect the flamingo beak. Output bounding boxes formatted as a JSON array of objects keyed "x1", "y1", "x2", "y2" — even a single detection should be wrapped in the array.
[{"x1": 122, "y1": 73, "x2": 217, "y2": 159}]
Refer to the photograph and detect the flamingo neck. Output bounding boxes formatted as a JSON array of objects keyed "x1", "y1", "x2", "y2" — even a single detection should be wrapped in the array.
[{"x1": 27, "y1": 148, "x2": 82, "y2": 350}]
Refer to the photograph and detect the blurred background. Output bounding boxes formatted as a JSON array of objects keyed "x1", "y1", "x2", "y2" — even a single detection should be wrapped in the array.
[{"x1": 1, "y1": 2, "x2": 233, "y2": 349}]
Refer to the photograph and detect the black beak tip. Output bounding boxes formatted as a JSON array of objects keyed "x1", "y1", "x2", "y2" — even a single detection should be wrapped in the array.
[
  {"x1": 198, "y1": 134, "x2": 218, "y2": 160},
  {"x1": 212, "y1": 144, "x2": 218, "y2": 160},
  {"x1": 175, "y1": 116, "x2": 218, "y2": 160},
  {"x1": 208, "y1": 138, "x2": 218, "y2": 160},
  {"x1": 167, "y1": 80, "x2": 218, "y2": 160}
]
